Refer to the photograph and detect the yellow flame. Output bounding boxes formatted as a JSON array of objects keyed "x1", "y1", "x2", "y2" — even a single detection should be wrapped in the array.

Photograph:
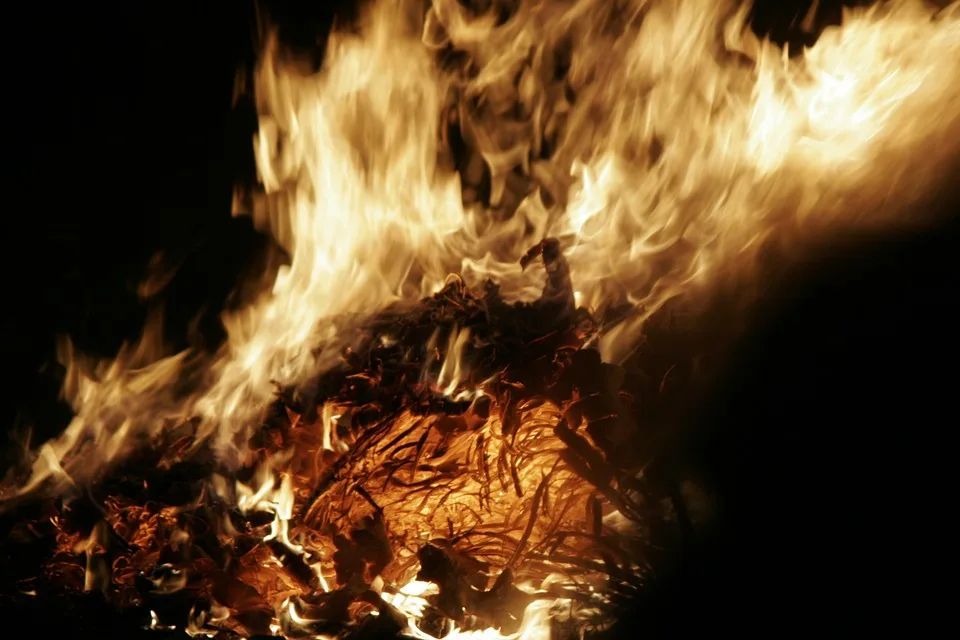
[
  {"x1": 231, "y1": 451, "x2": 308, "y2": 556},
  {"x1": 399, "y1": 586, "x2": 559, "y2": 640},
  {"x1": 76, "y1": 520, "x2": 109, "y2": 593},
  {"x1": 381, "y1": 577, "x2": 577, "y2": 640},
  {"x1": 3, "y1": 0, "x2": 956, "y2": 499}
]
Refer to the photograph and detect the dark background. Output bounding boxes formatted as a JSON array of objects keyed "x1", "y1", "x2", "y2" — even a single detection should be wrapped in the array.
[{"x1": 2, "y1": 0, "x2": 957, "y2": 636}]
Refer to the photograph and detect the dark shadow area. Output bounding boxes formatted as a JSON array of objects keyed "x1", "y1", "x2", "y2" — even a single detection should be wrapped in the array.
[
  {"x1": 2, "y1": 1, "x2": 274, "y2": 446},
  {"x1": 608, "y1": 204, "x2": 959, "y2": 637}
]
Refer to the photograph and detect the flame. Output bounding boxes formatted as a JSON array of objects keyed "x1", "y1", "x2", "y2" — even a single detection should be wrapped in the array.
[
  {"x1": 424, "y1": 324, "x2": 480, "y2": 400},
  {"x1": 403, "y1": 593, "x2": 558, "y2": 640},
  {"x1": 380, "y1": 577, "x2": 581, "y2": 640},
  {"x1": 76, "y1": 520, "x2": 110, "y2": 593},
  {"x1": 4, "y1": 0, "x2": 957, "y2": 498},
  {"x1": 3, "y1": 0, "x2": 960, "y2": 636}
]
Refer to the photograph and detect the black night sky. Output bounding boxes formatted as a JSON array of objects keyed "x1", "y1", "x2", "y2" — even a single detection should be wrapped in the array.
[{"x1": 2, "y1": 1, "x2": 958, "y2": 637}]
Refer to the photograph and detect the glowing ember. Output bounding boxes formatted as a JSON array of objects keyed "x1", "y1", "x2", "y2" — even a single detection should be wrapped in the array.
[{"x1": 2, "y1": 0, "x2": 960, "y2": 638}]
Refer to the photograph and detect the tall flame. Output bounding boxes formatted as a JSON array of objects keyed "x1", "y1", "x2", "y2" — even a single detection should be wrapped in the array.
[
  {"x1": 4, "y1": 0, "x2": 960, "y2": 519},
  {"x1": 213, "y1": 0, "x2": 960, "y2": 464}
]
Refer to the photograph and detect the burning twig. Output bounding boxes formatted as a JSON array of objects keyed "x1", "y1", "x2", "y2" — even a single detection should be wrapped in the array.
[{"x1": 0, "y1": 237, "x2": 676, "y2": 637}]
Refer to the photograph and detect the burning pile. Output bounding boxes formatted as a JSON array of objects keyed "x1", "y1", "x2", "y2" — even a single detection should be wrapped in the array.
[
  {"x1": 3, "y1": 0, "x2": 960, "y2": 638},
  {"x1": 2, "y1": 242, "x2": 678, "y2": 639}
]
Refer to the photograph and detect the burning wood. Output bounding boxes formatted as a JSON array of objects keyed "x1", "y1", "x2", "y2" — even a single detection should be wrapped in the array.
[{"x1": 0, "y1": 243, "x2": 663, "y2": 638}]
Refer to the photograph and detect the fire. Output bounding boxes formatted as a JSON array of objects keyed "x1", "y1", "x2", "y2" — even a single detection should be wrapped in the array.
[{"x1": 3, "y1": 0, "x2": 960, "y2": 638}]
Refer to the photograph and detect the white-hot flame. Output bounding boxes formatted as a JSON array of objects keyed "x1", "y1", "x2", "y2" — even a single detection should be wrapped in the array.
[
  {"x1": 4, "y1": 0, "x2": 957, "y2": 499},
  {"x1": 383, "y1": 578, "x2": 562, "y2": 640}
]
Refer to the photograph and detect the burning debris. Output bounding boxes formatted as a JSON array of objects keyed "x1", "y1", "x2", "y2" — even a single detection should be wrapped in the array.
[
  {"x1": 3, "y1": 0, "x2": 960, "y2": 637},
  {"x1": 0, "y1": 243, "x2": 680, "y2": 639}
]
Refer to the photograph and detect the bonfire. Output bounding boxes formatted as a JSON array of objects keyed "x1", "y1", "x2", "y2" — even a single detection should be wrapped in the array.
[{"x1": 2, "y1": 0, "x2": 959, "y2": 638}]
